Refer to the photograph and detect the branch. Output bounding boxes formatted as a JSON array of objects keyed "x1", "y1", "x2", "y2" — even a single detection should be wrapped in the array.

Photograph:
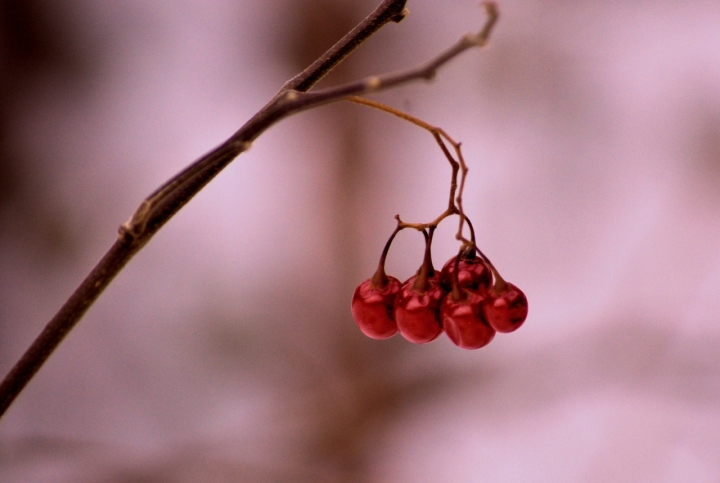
[
  {"x1": 345, "y1": 96, "x2": 464, "y2": 232},
  {"x1": 0, "y1": 1, "x2": 498, "y2": 419}
]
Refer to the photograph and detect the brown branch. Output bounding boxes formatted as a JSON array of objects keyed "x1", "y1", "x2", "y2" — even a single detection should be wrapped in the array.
[
  {"x1": 345, "y1": 96, "x2": 471, "y2": 235},
  {"x1": 346, "y1": 96, "x2": 460, "y2": 211},
  {"x1": 0, "y1": 1, "x2": 499, "y2": 419}
]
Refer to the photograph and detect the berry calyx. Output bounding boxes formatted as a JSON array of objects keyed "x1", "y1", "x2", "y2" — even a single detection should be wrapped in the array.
[
  {"x1": 351, "y1": 228, "x2": 402, "y2": 339},
  {"x1": 481, "y1": 255, "x2": 528, "y2": 333},
  {"x1": 395, "y1": 228, "x2": 444, "y2": 344}
]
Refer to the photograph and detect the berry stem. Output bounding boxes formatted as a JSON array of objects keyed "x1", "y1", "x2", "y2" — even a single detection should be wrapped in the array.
[
  {"x1": 457, "y1": 215, "x2": 477, "y2": 261},
  {"x1": 371, "y1": 225, "x2": 401, "y2": 288},
  {"x1": 413, "y1": 226, "x2": 436, "y2": 292},
  {"x1": 450, "y1": 246, "x2": 467, "y2": 301},
  {"x1": 476, "y1": 248, "x2": 509, "y2": 292},
  {"x1": 466, "y1": 216, "x2": 476, "y2": 245}
]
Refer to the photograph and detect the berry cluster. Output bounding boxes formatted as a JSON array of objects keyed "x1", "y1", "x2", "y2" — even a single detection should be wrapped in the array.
[
  {"x1": 346, "y1": 96, "x2": 528, "y2": 350},
  {"x1": 351, "y1": 224, "x2": 527, "y2": 349}
]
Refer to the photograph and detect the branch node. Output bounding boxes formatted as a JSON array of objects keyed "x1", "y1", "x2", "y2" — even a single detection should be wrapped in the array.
[
  {"x1": 120, "y1": 201, "x2": 152, "y2": 240},
  {"x1": 233, "y1": 140, "x2": 252, "y2": 152},
  {"x1": 118, "y1": 222, "x2": 132, "y2": 239},
  {"x1": 364, "y1": 76, "x2": 382, "y2": 91},
  {"x1": 463, "y1": 33, "x2": 481, "y2": 47},
  {"x1": 396, "y1": 7, "x2": 410, "y2": 21}
]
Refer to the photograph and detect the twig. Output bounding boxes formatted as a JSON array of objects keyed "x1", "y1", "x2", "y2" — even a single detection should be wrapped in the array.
[
  {"x1": 0, "y1": 1, "x2": 499, "y2": 419},
  {"x1": 346, "y1": 96, "x2": 468, "y2": 237}
]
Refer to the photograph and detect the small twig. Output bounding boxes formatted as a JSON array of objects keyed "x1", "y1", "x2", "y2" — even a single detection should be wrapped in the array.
[
  {"x1": 346, "y1": 96, "x2": 474, "y2": 241},
  {"x1": 454, "y1": 140, "x2": 472, "y2": 248},
  {"x1": 276, "y1": 2, "x2": 499, "y2": 115},
  {"x1": 0, "y1": 1, "x2": 499, "y2": 419},
  {"x1": 347, "y1": 96, "x2": 460, "y2": 212}
]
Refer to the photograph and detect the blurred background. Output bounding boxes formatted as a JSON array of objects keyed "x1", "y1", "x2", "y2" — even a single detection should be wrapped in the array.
[{"x1": 1, "y1": 0, "x2": 720, "y2": 481}]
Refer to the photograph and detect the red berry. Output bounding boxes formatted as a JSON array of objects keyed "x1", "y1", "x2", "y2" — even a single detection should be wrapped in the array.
[
  {"x1": 395, "y1": 227, "x2": 444, "y2": 344},
  {"x1": 351, "y1": 276, "x2": 402, "y2": 339},
  {"x1": 483, "y1": 283, "x2": 528, "y2": 333},
  {"x1": 441, "y1": 290, "x2": 495, "y2": 349},
  {"x1": 351, "y1": 226, "x2": 403, "y2": 340},
  {"x1": 439, "y1": 251, "x2": 492, "y2": 293},
  {"x1": 395, "y1": 273, "x2": 444, "y2": 344}
]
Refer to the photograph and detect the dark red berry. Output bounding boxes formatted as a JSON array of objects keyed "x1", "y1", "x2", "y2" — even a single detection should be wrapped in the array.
[
  {"x1": 439, "y1": 250, "x2": 492, "y2": 293},
  {"x1": 441, "y1": 290, "x2": 495, "y2": 349},
  {"x1": 351, "y1": 276, "x2": 401, "y2": 339},
  {"x1": 483, "y1": 282, "x2": 528, "y2": 333},
  {"x1": 395, "y1": 273, "x2": 444, "y2": 344}
]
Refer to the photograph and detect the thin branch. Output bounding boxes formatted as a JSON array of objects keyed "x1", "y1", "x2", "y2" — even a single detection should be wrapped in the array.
[
  {"x1": 0, "y1": 1, "x2": 499, "y2": 419},
  {"x1": 345, "y1": 98, "x2": 460, "y2": 201},
  {"x1": 345, "y1": 96, "x2": 478, "y2": 241},
  {"x1": 285, "y1": 0, "x2": 409, "y2": 92},
  {"x1": 275, "y1": 2, "x2": 499, "y2": 114},
  {"x1": 346, "y1": 96, "x2": 461, "y2": 229}
]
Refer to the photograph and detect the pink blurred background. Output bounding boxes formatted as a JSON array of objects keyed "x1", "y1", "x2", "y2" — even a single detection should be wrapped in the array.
[{"x1": 1, "y1": 0, "x2": 720, "y2": 481}]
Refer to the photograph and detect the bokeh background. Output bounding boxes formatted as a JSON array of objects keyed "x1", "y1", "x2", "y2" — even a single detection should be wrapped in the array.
[{"x1": 1, "y1": 0, "x2": 720, "y2": 481}]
